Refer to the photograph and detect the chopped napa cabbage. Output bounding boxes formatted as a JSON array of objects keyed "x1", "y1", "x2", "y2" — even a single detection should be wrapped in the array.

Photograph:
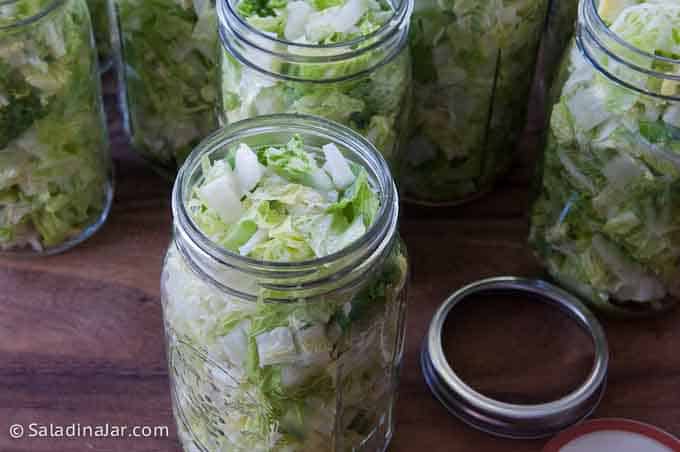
[
  {"x1": 217, "y1": 319, "x2": 251, "y2": 366},
  {"x1": 0, "y1": 0, "x2": 111, "y2": 252},
  {"x1": 164, "y1": 238, "x2": 408, "y2": 450},
  {"x1": 530, "y1": 0, "x2": 680, "y2": 313},
  {"x1": 188, "y1": 136, "x2": 380, "y2": 260},
  {"x1": 163, "y1": 132, "x2": 408, "y2": 448},
  {"x1": 235, "y1": 143, "x2": 266, "y2": 194},
  {"x1": 199, "y1": 173, "x2": 244, "y2": 224},
  {"x1": 221, "y1": 0, "x2": 411, "y2": 168},
  {"x1": 164, "y1": 132, "x2": 408, "y2": 451},
  {"x1": 237, "y1": 0, "x2": 391, "y2": 44},
  {"x1": 256, "y1": 326, "x2": 298, "y2": 366},
  {"x1": 404, "y1": 0, "x2": 552, "y2": 204},
  {"x1": 115, "y1": 0, "x2": 219, "y2": 172},
  {"x1": 322, "y1": 143, "x2": 354, "y2": 189}
]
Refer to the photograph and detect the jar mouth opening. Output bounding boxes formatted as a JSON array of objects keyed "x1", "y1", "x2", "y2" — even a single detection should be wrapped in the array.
[
  {"x1": 589, "y1": 0, "x2": 680, "y2": 66},
  {"x1": 218, "y1": 0, "x2": 411, "y2": 51},
  {"x1": 583, "y1": 0, "x2": 680, "y2": 70},
  {"x1": 579, "y1": 0, "x2": 680, "y2": 100},
  {"x1": 0, "y1": 0, "x2": 64, "y2": 30},
  {"x1": 173, "y1": 114, "x2": 397, "y2": 272}
]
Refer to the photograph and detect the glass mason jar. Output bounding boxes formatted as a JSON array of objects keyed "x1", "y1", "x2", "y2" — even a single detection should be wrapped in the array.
[
  {"x1": 113, "y1": 0, "x2": 220, "y2": 177},
  {"x1": 530, "y1": 0, "x2": 680, "y2": 315},
  {"x1": 0, "y1": 0, "x2": 112, "y2": 255},
  {"x1": 217, "y1": 0, "x2": 413, "y2": 171},
  {"x1": 87, "y1": 0, "x2": 114, "y2": 70},
  {"x1": 162, "y1": 115, "x2": 409, "y2": 451},
  {"x1": 403, "y1": 0, "x2": 552, "y2": 205}
]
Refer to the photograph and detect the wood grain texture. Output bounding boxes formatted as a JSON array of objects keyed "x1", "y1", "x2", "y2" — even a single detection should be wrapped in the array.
[{"x1": 0, "y1": 76, "x2": 678, "y2": 452}]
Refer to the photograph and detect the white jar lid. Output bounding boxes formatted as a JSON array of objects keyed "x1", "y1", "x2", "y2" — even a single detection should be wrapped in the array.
[{"x1": 543, "y1": 419, "x2": 680, "y2": 452}]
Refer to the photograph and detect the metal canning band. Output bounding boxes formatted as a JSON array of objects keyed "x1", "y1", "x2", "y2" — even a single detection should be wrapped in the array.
[{"x1": 421, "y1": 277, "x2": 609, "y2": 439}]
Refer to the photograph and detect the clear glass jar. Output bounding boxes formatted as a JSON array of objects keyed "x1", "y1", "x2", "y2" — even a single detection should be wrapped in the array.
[
  {"x1": 403, "y1": 0, "x2": 552, "y2": 205},
  {"x1": 113, "y1": 0, "x2": 219, "y2": 177},
  {"x1": 162, "y1": 115, "x2": 409, "y2": 451},
  {"x1": 530, "y1": 0, "x2": 680, "y2": 315},
  {"x1": 87, "y1": 0, "x2": 114, "y2": 70},
  {"x1": 0, "y1": 0, "x2": 112, "y2": 255},
  {"x1": 542, "y1": 0, "x2": 579, "y2": 85},
  {"x1": 217, "y1": 0, "x2": 413, "y2": 170}
]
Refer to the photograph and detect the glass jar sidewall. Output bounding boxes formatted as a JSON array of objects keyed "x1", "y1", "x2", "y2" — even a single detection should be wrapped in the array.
[
  {"x1": 161, "y1": 236, "x2": 409, "y2": 451},
  {"x1": 86, "y1": 0, "x2": 115, "y2": 70},
  {"x1": 112, "y1": 0, "x2": 220, "y2": 174},
  {"x1": 402, "y1": 0, "x2": 552, "y2": 206},
  {"x1": 530, "y1": 34, "x2": 680, "y2": 316},
  {"x1": 218, "y1": 43, "x2": 412, "y2": 171}
]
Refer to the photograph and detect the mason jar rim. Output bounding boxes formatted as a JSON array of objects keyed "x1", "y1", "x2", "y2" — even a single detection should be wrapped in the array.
[
  {"x1": 578, "y1": 0, "x2": 680, "y2": 101},
  {"x1": 172, "y1": 114, "x2": 399, "y2": 279},
  {"x1": 218, "y1": 0, "x2": 412, "y2": 52},
  {"x1": 585, "y1": 0, "x2": 680, "y2": 67},
  {"x1": 0, "y1": 0, "x2": 65, "y2": 30}
]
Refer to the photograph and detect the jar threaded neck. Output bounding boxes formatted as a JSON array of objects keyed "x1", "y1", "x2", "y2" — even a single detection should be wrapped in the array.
[
  {"x1": 217, "y1": 0, "x2": 412, "y2": 83},
  {"x1": 172, "y1": 114, "x2": 399, "y2": 302},
  {"x1": 577, "y1": 0, "x2": 680, "y2": 101}
]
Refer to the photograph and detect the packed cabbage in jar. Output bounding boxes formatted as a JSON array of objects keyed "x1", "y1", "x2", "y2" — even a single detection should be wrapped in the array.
[
  {"x1": 116, "y1": 0, "x2": 219, "y2": 171},
  {"x1": 87, "y1": 0, "x2": 112, "y2": 66},
  {"x1": 220, "y1": 0, "x2": 411, "y2": 164},
  {"x1": 404, "y1": 0, "x2": 549, "y2": 204},
  {"x1": 530, "y1": 0, "x2": 680, "y2": 312},
  {"x1": 0, "y1": 0, "x2": 111, "y2": 252},
  {"x1": 163, "y1": 136, "x2": 408, "y2": 450}
]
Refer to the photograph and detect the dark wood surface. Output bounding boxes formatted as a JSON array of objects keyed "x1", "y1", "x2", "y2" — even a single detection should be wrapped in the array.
[{"x1": 1, "y1": 76, "x2": 679, "y2": 452}]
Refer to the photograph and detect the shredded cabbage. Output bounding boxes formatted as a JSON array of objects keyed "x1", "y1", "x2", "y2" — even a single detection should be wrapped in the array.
[
  {"x1": 220, "y1": 0, "x2": 411, "y2": 165},
  {"x1": 530, "y1": 0, "x2": 680, "y2": 312},
  {"x1": 188, "y1": 136, "x2": 380, "y2": 259},
  {"x1": 404, "y1": 0, "x2": 550, "y2": 203},
  {"x1": 237, "y1": 0, "x2": 392, "y2": 43},
  {"x1": 115, "y1": 0, "x2": 219, "y2": 171},
  {"x1": 0, "y1": 0, "x2": 111, "y2": 252},
  {"x1": 163, "y1": 136, "x2": 408, "y2": 450}
]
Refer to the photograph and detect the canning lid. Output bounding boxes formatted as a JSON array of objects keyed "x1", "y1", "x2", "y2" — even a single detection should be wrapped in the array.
[
  {"x1": 543, "y1": 419, "x2": 680, "y2": 451},
  {"x1": 421, "y1": 277, "x2": 610, "y2": 439}
]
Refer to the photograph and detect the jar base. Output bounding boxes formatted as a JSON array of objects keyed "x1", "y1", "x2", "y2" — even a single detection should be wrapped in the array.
[
  {"x1": 402, "y1": 185, "x2": 495, "y2": 208},
  {"x1": 0, "y1": 181, "x2": 114, "y2": 257}
]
